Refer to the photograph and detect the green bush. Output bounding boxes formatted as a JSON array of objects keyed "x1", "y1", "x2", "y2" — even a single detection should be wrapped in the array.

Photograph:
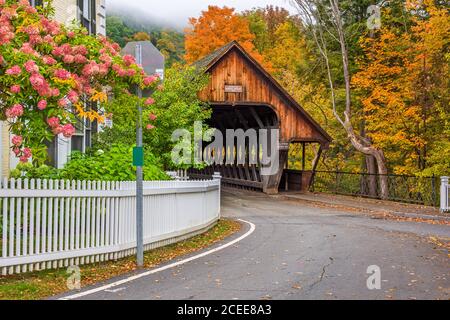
[
  {"x1": 10, "y1": 144, "x2": 170, "y2": 182},
  {"x1": 10, "y1": 163, "x2": 59, "y2": 180}
]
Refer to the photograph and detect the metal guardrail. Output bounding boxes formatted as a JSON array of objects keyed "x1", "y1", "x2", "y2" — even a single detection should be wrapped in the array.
[{"x1": 312, "y1": 171, "x2": 441, "y2": 207}]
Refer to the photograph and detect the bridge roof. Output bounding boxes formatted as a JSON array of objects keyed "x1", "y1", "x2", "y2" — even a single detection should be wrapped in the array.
[{"x1": 194, "y1": 41, "x2": 332, "y2": 144}]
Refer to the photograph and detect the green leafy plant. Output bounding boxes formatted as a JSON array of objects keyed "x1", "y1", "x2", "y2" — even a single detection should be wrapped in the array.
[{"x1": 10, "y1": 144, "x2": 169, "y2": 181}]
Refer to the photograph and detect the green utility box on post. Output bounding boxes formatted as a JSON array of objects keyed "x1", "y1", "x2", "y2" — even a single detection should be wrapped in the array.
[{"x1": 133, "y1": 147, "x2": 144, "y2": 167}]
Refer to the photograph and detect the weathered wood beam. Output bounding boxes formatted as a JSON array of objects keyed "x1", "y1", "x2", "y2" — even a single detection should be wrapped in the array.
[
  {"x1": 309, "y1": 145, "x2": 323, "y2": 190},
  {"x1": 234, "y1": 109, "x2": 250, "y2": 130},
  {"x1": 249, "y1": 107, "x2": 265, "y2": 129},
  {"x1": 302, "y1": 142, "x2": 306, "y2": 171}
]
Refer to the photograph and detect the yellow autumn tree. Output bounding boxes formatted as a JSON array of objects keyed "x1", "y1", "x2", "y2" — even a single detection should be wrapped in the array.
[
  {"x1": 353, "y1": 0, "x2": 450, "y2": 174},
  {"x1": 264, "y1": 20, "x2": 306, "y2": 76}
]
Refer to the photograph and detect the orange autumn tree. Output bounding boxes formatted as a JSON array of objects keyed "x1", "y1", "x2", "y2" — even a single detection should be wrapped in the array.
[
  {"x1": 352, "y1": 0, "x2": 450, "y2": 174},
  {"x1": 184, "y1": 6, "x2": 271, "y2": 70}
]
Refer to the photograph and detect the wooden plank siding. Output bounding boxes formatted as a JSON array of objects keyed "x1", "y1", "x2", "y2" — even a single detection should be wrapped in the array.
[{"x1": 198, "y1": 44, "x2": 331, "y2": 146}]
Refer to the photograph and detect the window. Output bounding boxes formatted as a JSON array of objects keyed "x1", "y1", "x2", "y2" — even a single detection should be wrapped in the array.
[
  {"x1": 77, "y1": 0, "x2": 96, "y2": 35},
  {"x1": 29, "y1": 0, "x2": 43, "y2": 7}
]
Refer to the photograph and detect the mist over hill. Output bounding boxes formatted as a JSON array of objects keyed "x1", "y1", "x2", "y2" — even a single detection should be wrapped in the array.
[
  {"x1": 106, "y1": 5, "x2": 186, "y2": 67},
  {"x1": 107, "y1": 2, "x2": 185, "y2": 31}
]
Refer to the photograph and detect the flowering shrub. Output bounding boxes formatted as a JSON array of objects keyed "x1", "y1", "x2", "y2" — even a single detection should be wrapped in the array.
[{"x1": 0, "y1": 0, "x2": 159, "y2": 165}]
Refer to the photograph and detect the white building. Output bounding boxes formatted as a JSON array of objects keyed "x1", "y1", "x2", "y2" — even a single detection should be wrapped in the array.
[{"x1": 1, "y1": 0, "x2": 107, "y2": 176}]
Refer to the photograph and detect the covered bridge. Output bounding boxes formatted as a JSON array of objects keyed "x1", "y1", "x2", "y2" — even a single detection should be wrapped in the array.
[{"x1": 189, "y1": 41, "x2": 332, "y2": 194}]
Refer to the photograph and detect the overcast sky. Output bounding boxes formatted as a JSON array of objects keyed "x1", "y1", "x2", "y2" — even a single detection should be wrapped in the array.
[{"x1": 107, "y1": 0, "x2": 298, "y2": 29}]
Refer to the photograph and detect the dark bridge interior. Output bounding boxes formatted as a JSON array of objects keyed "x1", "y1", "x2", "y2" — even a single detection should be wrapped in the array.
[{"x1": 190, "y1": 104, "x2": 279, "y2": 191}]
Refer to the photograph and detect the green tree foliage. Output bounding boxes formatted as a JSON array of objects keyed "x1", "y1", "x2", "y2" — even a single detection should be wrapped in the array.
[
  {"x1": 105, "y1": 15, "x2": 135, "y2": 47},
  {"x1": 96, "y1": 66, "x2": 211, "y2": 168}
]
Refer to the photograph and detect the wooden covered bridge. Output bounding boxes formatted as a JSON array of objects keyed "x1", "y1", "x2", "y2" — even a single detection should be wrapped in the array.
[{"x1": 189, "y1": 41, "x2": 332, "y2": 194}]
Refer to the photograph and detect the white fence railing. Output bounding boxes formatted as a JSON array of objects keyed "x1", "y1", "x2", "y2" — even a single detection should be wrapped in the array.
[
  {"x1": 441, "y1": 176, "x2": 449, "y2": 213},
  {"x1": 0, "y1": 177, "x2": 221, "y2": 275}
]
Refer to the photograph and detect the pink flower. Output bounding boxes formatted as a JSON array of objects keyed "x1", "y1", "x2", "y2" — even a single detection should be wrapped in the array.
[
  {"x1": 51, "y1": 88, "x2": 60, "y2": 97},
  {"x1": 1, "y1": 7, "x2": 18, "y2": 20},
  {"x1": 146, "y1": 124, "x2": 155, "y2": 130},
  {"x1": 63, "y1": 55, "x2": 75, "y2": 64},
  {"x1": 10, "y1": 85, "x2": 21, "y2": 94},
  {"x1": 61, "y1": 124, "x2": 75, "y2": 138},
  {"x1": 145, "y1": 98, "x2": 155, "y2": 106},
  {"x1": 99, "y1": 54, "x2": 112, "y2": 65},
  {"x1": 29, "y1": 73, "x2": 45, "y2": 89},
  {"x1": 126, "y1": 69, "x2": 136, "y2": 77},
  {"x1": 99, "y1": 64, "x2": 109, "y2": 75},
  {"x1": 74, "y1": 54, "x2": 87, "y2": 64},
  {"x1": 37, "y1": 100, "x2": 47, "y2": 110},
  {"x1": 13, "y1": 148, "x2": 21, "y2": 156},
  {"x1": 58, "y1": 98, "x2": 68, "y2": 108},
  {"x1": 123, "y1": 55, "x2": 135, "y2": 66},
  {"x1": 52, "y1": 47, "x2": 64, "y2": 56},
  {"x1": 42, "y1": 55, "x2": 57, "y2": 66},
  {"x1": 29, "y1": 35, "x2": 43, "y2": 45},
  {"x1": 6, "y1": 65, "x2": 21, "y2": 76},
  {"x1": 82, "y1": 61, "x2": 100, "y2": 77},
  {"x1": 20, "y1": 43, "x2": 38, "y2": 57},
  {"x1": 52, "y1": 126, "x2": 63, "y2": 135},
  {"x1": 112, "y1": 43, "x2": 121, "y2": 52},
  {"x1": 54, "y1": 68, "x2": 71, "y2": 80},
  {"x1": 23, "y1": 25, "x2": 39, "y2": 36},
  {"x1": 25, "y1": 6, "x2": 37, "y2": 14},
  {"x1": 47, "y1": 117, "x2": 60, "y2": 128},
  {"x1": 73, "y1": 45, "x2": 87, "y2": 56},
  {"x1": 143, "y1": 76, "x2": 157, "y2": 86},
  {"x1": 24, "y1": 60, "x2": 39, "y2": 73},
  {"x1": 23, "y1": 148, "x2": 32, "y2": 158},
  {"x1": 148, "y1": 113, "x2": 157, "y2": 121},
  {"x1": 67, "y1": 31, "x2": 75, "y2": 38},
  {"x1": 60, "y1": 44, "x2": 72, "y2": 55},
  {"x1": 12, "y1": 135, "x2": 23, "y2": 146},
  {"x1": 5, "y1": 104, "x2": 24, "y2": 118},
  {"x1": 43, "y1": 35, "x2": 53, "y2": 44},
  {"x1": 67, "y1": 90, "x2": 79, "y2": 103},
  {"x1": 19, "y1": 156, "x2": 29, "y2": 163}
]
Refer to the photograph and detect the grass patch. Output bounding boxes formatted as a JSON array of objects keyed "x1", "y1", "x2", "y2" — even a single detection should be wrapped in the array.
[{"x1": 0, "y1": 219, "x2": 241, "y2": 300}]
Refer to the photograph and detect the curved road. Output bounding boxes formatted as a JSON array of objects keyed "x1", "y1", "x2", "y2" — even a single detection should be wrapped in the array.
[{"x1": 58, "y1": 190, "x2": 450, "y2": 300}]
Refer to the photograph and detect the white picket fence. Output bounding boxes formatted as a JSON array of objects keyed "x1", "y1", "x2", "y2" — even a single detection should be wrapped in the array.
[
  {"x1": 0, "y1": 176, "x2": 221, "y2": 275},
  {"x1": 441, "y1": 176, "x2": 450, "y2": 213}
]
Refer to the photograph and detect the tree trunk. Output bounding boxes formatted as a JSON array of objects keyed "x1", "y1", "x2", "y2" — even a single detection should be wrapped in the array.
[
  {"x1": 293, "y1": 0, "x2": 390, "y2": 199},
  {"x1": 329, "y1": 0, "x2": 389, "y2": 199},
  {"x1": 365, "y1": 155, "x2": 378, "y2": 197}
]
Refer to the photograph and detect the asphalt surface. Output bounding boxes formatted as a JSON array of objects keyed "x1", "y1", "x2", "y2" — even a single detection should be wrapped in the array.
[{"x1": 57, "y1": 190, "x2": 450, "y2": 300}]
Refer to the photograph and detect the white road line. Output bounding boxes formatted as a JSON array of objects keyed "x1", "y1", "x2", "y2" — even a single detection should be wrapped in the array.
[{"x1": 59, "y1": 219, "x2": 256, "y2": 300}]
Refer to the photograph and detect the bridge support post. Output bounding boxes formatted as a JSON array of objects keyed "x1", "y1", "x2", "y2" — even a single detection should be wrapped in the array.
[{"x1": 262, "y1": 142, "x2": 289, "y2": 195}]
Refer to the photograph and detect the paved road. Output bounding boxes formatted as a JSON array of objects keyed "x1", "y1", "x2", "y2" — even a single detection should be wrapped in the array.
[{"x1": 58, "y1": 190, "x2": 450, "y2": 300}]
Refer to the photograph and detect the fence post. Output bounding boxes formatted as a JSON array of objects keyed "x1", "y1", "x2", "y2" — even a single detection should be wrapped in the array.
[
  {"x1": 213, "y1": 172, "x2": 222, "y2": 219},
  {"x1": 441, "y1": 176, "x2": 449, "y2": 213},
  {"x1": 431, "y1": 174, "x2": 436, "y2": 207}
]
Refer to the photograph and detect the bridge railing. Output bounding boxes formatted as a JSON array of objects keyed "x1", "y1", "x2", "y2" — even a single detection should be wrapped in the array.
[
  {"x1": 0, "y1": 177, "x2": 221, "y2": 275},
  {"x1": 311, "y1": 171, "x2": 441, "y2": 207},
  {"x1": 441, "y1": 177, "x2": 450, "y2": 213}
]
